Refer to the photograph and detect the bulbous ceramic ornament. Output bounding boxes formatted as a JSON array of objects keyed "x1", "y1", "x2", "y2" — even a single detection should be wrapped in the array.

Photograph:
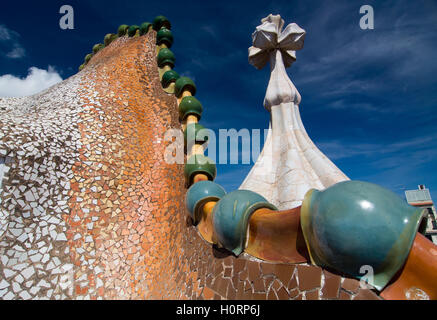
[
  {"x1": 186, "y1": 181, "x2": 226, "y2": 224},
  {"x1": 301, "y1": 180, "x2": 425, "y2": 291},
  {"x1": 161, "y1": 70, "x2": 180, "y2": 88},
  {"x1": 212, "y1": 190, "x2": 277, "y2": 256},
  {"x1": 184, "y1": 154, "x2": 217, "y2": 185}
]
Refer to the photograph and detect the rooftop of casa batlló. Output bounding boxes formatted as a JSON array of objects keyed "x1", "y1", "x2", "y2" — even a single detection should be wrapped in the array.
[{"x1": 0, "y1": 13, "x2": 436, "y2": 301}]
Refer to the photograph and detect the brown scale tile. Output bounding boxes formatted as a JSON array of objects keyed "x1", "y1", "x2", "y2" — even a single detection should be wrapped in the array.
[
  {"x1": 234, "y1": 281, "x2": 246, "y2": 300},
  {"x1": 239, "y1": 268, "x2": 249, "y2": 282},
  {"x1": 247, "y1": 260, "x2": 261, "y2": 280},
  {"x1": 276, "y1": 286, "x2": 290, "y2": 300},
  {"x1": 306, "y1": 289, "x2": 320, "y2": 300},
  {"x1": 223, "y1": 267, "x2": 232, "y2": 278},
  {"x1": 342, "y1": 278, "x2": 360, "y2": 294},
  {"x1": 231, "y1": 274, "x2": 240, "y2": 289},
  {"x1": 271, "y1": 279, "x2": 282, "y2": 292},
  {"x1": 252, "y1": 293, "x2": 267, "y2": 300},
  {"x1": 263, "y1": 275, "x2": 275, "y2": 292},
  {"x1": 252, "y1": 278, "x2": 265, "y2": 293},
  {"x1": 202, "y1": 287, "x2": 215, "y2": 300},
  {"x1": 321, "y1": 270, "x2": 341, "y2": 299},
  {"x1": 339, "y1": 289, "x2": 352, "y2": 300},
  {"x1": 214, "y1": 278, "x2": 229, "y2": 298},
  {"x1": 233, "y1": 259, "x2": 247, "y2": 275},
  {"x1": 297, "y1": 265, "x2": 322, "y2": 292},
  {"x1": 289, "y1": 288, "x2": 300, "y2": 299},
  {"x1": 274, "y1": 264, "x2": 295, "y2": 287},
  {"x1": 287, "y1": 274, "x2": 298, "y2": 291},
  {"x1": 260, "y1": 263, "x2": 277, "y2": 276},
  {"x1": 267, "y1": 289, "x2": 279, "y2": 300},
  {"x1": 294, "y1": 293, "x2": 303, "y2": 300},
  {"x1": 227, "y1": 286, "x2": 237, "y2": 300}
]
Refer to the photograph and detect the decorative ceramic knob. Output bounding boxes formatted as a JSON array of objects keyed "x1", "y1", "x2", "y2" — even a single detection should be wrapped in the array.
[
  {"x1": 117, "y1": 24, "x2": 129, "y2": 37},
  {"x1": 84, "y1": 53, "x2": 93, "y2": 64},
  {"x1": 161, "y1": 70, "x2": 180, "y2": 88},
  {"x1": 175, "y1": 77, "x2": 196, "y2": 97},
  {"x1": 157, "y1": 27, "x2": 174, "y2": 48},
  {"x1": 212, "y1": 190, "x2": 277, "y2": 256},
  {"x1": 104, "y1": 33, "x2": 117, "y2": 47},
  {"x1": 186, "y1": 181, "x2": 226, "y2": 224},
  {"x1": 140, "y1": 22, "x2": 152, "y2": 35},
  {"x1": 128, "y1": 25, "x2": 139, "y2": 37},
  {"x1": 157, "y1": 48, "x2": 176, "y2": 68},
  {"x1": 301, "y1": 180, "x2": 425, "y2": 291},
  {"x1": 178, "y1": 96, "x2": 203, "y2": 121},
  {"x1": 184, "y1": 123, "x2": 209, "y2": 146},
  {"x1": 93, "y1": 43, "x2": 104, "y2": 54},
  {"x1": 153, "y1": 15, "x2": 171, "y2": 31},
  {"x1": 184, "y1": 154, "x2": 216, "y2": 185}
]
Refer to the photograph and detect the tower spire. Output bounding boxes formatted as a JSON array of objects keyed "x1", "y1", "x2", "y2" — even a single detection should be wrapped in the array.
[{"x1": 241, "y1": 14, "x2": 349, "y2": 209}]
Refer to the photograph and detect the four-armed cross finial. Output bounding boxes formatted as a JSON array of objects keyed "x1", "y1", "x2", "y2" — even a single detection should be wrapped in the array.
[
  {"x1": 248, "y1": 14, "x2": 306, "y2": 111},
  {"x1": 249, "y1": 14, "x2": 306, "y2": 70}
]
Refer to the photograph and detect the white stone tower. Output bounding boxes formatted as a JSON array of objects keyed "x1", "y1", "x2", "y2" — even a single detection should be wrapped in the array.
[{"x1": 240, "y1": 14, "x2": 349, "y2": 209}]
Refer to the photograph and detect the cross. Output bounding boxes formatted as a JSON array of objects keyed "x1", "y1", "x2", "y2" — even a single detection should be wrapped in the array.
[{"x1": 249, "y1": 14, "x2": 306, "y2": 70}]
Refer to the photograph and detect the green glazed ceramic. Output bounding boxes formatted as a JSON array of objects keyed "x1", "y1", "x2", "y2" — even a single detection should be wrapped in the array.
[
  {"x1": 184, "y1": 154, "x2": 216, "y2": 185},
  {"x1": 117, "y1": 25, "x2": 129, "y2": 37},
  {"x1": 84, "y1": 53, "x2": 93, "y2": 64},
  {"x1": 178, "y1": 96, "x2": 203, "y2": 121},
  {"x1": 161, "y1": 70, "x2": 180, "y2": 88},
  {"x1": 212, "y1": 190, "x2": 277, "y2": 256},
  {"x1": 128, "y1": 25, "x2": 139, "y2": 37},
  {"x1": 175, "y1": 77, "x2": 196, "y2": 97},
  {"x1": 139, "y1": 22, "x2": 152, "y2": 35},
  {"x1": 153, "y1": 15, "x2": 171, "y2": 31},
  {"x1": 157, "y1": 48, "x2": 175, "y2": 68},
  {"x1": 301, "y1": 180, "x2": 425, "y2": 291},
  {"x1": 186, "y1": 181, "x2": 226, "y2": 224},
  {"x1": 92, "y1": 43, "x2": 104, "y2": 54},
  {"x1": 157, "y1": 27, "x2": 174, "y2": 48},
  {"x1": 184, "y1": 123, "x2": 209, "y2": 146},
  {"x1": 104, "y1": 33, "x2": 118, "y2": 47}
]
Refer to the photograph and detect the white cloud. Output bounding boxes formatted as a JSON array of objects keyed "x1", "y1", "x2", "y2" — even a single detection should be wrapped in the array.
[
  {"x1": 0, "y1": 25, "x2": 26, "y2": 59},
  {"x1": 0, "y1": 25, "x2": 12, "y2": 41},
  {"x1": 0, "y1": 66, "x2": 63, "y2": 97},
  {"x1": 6, "y1": 46, "x2": 25, "y2": 59}
]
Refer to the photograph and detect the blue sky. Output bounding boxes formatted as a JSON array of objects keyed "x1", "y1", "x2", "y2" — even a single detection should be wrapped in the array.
[{"x1": 0, "y1": 0, "x2": 436, "y2": 201}]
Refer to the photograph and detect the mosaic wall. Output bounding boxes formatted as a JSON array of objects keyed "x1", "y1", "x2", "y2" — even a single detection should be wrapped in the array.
[{"x1": 0, "y1": 29, "x2": 381, "y2": 300}]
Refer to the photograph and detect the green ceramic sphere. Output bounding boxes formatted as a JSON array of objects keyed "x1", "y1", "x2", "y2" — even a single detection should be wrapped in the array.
[
  {"x1": 153, "y1": 15, "x2": 171, "y2": 31},
  {"x1": 212, "y1": 190, "x2": 277, "y2": 256},
  {"x1": 128, "y1": 25, "x2": 139, "y2": 37},
  {"x1": 175, "y1": 77, "x2": 196, "y2": 97},
  {"x1": 117, "y1": 24, "x2": 129, "y2": 36},
  {"x1": 104, "y1": 33, "x2": 118, "y2": 47},
  {"x1": 92, "y1": 43, "x2": 105, "y2": 54},
  {"x1": 184, "y1": 154, "x2": 216, "y2": 185},
  {"x1": 184, "y1": 123, "x2": 209, "y2": 146},
  {"x1": 186, "y1": 181, "x2": 226, "y2": 224},
  {"x1": 84, "y1": 53, "x2": 93, "y2": 64},
  {"x1": 178, "y1": 96, "x2": 203, "y2": 121},
  {"x1": 156, "y1": 27, "x2": 173, "y2": 48},
  {"x1": 139, "y1": 22, "x2": 152, "y2": 35},
  {"x1": 157, "y1": 48, "x2": 175, "y2": 68},
  {"x1": 161, "y1": 70, "x2": 180, "y2": 88},
  {"x1": 301, "y1": 180, "x2": 425, "y2": 291}
]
